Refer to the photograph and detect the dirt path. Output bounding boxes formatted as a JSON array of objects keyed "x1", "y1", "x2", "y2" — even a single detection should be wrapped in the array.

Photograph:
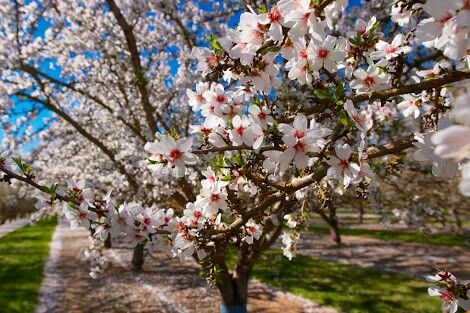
[
  {"x1": 0, "y1": 217, "x2": 29, "y2": 237},
  {"x1": 297, "y1": 232, "x2": 470, "y2": 279},
  {"x1": 36, "y1": 222, "x2": 336, "y2": 313}
]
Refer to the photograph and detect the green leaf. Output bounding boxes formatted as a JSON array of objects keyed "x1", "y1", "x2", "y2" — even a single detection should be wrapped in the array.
[
  {"x1": 314, "y1": 89, "x2": 329, "y2": 100},
  {"x1": 231, "y1": 154, "x2": 243, "y2": 166},
  {"x1": 44, "y1": 183, "x2": 59, "y2": 196},
  {"x1": 212, "y1": 154, "x2": 226, "y2": 172},
  {"x1": 339, "y1": 110, "x2": 350, "y2": 127},
  {"x1": 333, "y1": 83, "x2": 345, "y2": 101},
  {"x1": 11, "y1": 157, "x2": 32, "y2": 175},
  {"x1": 221, "y1": 173, "x2": 232, "y2": 181},
  {"x1": 259, "y1": 45, "x2": 281, "y2": 55},
  {"x1": 259, "y1": 5, "x2": 267, "y2": 13},
  {"x1": 209, "y1": 34, "x2": 223, "y2": 52},
  {"x1": 170, "y1": 128, "x2": 178, "y2": 139},
  {"x1": 252, "y1": 97, "x2": 261, "y2": 106},
  {"x1": 11, "y1": 157, "x2": 22, "y2": 169}
]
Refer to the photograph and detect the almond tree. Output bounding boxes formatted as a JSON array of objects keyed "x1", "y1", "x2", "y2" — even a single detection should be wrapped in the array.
[
  {"x1": 1, "y1": 0, "x2": 470, "y2": 312},
  {"x1": 0, "y1": 0, "x2": 240, "y2": 268}
]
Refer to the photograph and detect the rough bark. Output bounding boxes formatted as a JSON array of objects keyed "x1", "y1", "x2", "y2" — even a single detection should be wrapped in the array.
[
  {"x1": 132, "y1": 244, "x2": 145, "y2": 271},
  {"x1": 216, "y1": 263, "x2": 250, "y2": 312},
  {"x1": 317, "y1": 209, "x2": 342, "y2": 246},
  {"x1": 104, "y1": 235, "x2": 112, "y2": 248},
  {"x1": 358, "y1": 206, "x2": 364, "y2": 224},
  {"x1": 328, "y1": 216, "x2": 342, "y2": 246}
]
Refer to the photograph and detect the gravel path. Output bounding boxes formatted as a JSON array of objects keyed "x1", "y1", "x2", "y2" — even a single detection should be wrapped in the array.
[
  {"x1": 36, "y1": 222, "x2": 337, "y2": 313},
  {"x1": 0, "y1": 217, "x2": 30, "y2": 237},
  {"x1": 297, "y1": 232, "x2": 470, "y2": 279}
]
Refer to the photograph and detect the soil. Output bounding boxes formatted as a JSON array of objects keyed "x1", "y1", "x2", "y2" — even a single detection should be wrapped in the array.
[
  {"x1": 36, "y1": 223, "x2": 337, "y2": 313},
  {"x1": 297, "y1": 232, "x2": 470, "y2": 279}
]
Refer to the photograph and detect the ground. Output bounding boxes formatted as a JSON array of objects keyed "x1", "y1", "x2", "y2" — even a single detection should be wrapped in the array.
[
  {"x1": 36, "y1": 223, "x2": 336, "y2": 313},
  {"x1": 1, "y1": 217, "x2": 464, "y2": 313},
  {"x1": 297, "y1": 232, "x2": 470, "y2": 279}
]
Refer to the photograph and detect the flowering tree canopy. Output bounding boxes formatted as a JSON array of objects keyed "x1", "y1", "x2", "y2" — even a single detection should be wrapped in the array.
[{"x1": 1, "y1": 0, "x2": 469, "y2": 312}]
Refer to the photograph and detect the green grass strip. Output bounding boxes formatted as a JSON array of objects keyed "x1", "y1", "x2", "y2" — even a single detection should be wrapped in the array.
[
  {"x1": 0, "y1": 217, "x2": 57, "y2": 313},
  {"x1": 228, "y1": 248, "x2": 440, "y2": 313},
  {"x1": 308, "y1": 226, "x2": 469, "y2": 248}
]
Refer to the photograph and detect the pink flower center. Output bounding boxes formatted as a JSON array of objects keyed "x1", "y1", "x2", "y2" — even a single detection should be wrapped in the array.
[
  {"x1": 79, "y1": 212, "x2": 87, "y2": 219},
  {"x1": 363, "y1": 76, "x2": 375, "y2": 87},
  {"x1": 177, "y1": 222, "x2": 186, "y2": 232},
  {"x1": 206, "y1": 54, "x2": 218, "y2": 67},
  {"x1": 216, "y1": 94, "x2": 225, "y2": 103},
  {"x1": 210, "y1": 193, "x2": 220, "y2": 202},
  {"x1": 294, "y1": 130, "x2": 304, "y2": 139},
  {"x1": 386, "y1": 45, "x2": 396, "y2": 53},
  {"x1": 144, "y1": 217, "x2": 151, "y2": 225},
  {"x1": 299, "y1": 49, "x2": 308, "y2": 59},
  {"x1": 252, "y1": 29, "x2": 264, "y2": 39},
  {"x1": 439, "y1": 290, "x2": 454, "y2": 303},
  {"x1": 201, "y1": 127, "x2": 212, "y2": 136},
  {"x1": 438, "y1": 12, "x2": 454, "y2": 24},
  {"x1": 293, "y1": 141, "x2": 305, "y2": 151},
  {"x1": 358, "y1": 27, "x2": 366, "y2": 35},
  {"x1": 340, "y1": 159, "x2": 349, "y2": 169},
  {"x1": 236, "y1": 125, "x2": 245, "y2": 135},
  {"x1": 169, "y1": 149, "x2": 182, "y2": 161},
  {"x1": 196, "y1": 94, "x2": 204, "y2": 102},
  {"x1": 317, "y1": 48, "x2": 329, "y2": 58},
  {"x1": 268, "y1": 7, "x2": 281, "y2": 22},
  {"x1": 193, "y1": 210, "x2": 202, "y2": 219},
  {"x1": 258, "y1": 112, "x2": 266, "y2": 120},
  {"x1": 302, "y1": 12, "x2": 310, "y2": 22},
  {"x1": 248, "y1": 225, "x2": 257, "y2": 234}
]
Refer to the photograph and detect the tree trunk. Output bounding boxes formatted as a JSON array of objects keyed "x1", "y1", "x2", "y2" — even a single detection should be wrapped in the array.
[
  {"x1": 317, "y1": 209, "x2": 342, "y2": 246},
  {"x1": 217, "y1": 267, "x2": 249, "y2": 313},
  {"x1": 450, "y1": 207, "x2": 464, "y2": 235},
  {"x1": 329, "y1": 218, "x2": 342, "y2": 246},
  {"x1": 132, "y1": 244, "x2": 144, "y2": 271},
  {"x1": 358, "y1": 206, "x2": 364, "y2": 224},
  {"x1": 328, "y1": 207, "x2": 341, "y2": 246},
  {"x1": 104, "y1": 235, "x2": 112, "y2": 248}
]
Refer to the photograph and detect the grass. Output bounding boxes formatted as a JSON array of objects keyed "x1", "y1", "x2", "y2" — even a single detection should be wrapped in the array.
[
  {"x1": 308, "y1": 226, "x2": 470, "y2": 248},
  {"x1": 227, "y1": 248, "x2": 440, "y2": 313},
  {"x1": 0, "y1": 217, "x2": 56, "y2": 313}
]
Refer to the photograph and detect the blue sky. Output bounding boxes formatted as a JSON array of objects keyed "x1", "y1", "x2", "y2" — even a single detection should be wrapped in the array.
[{"x1": 3, "y1": 0, "x2": 364, "y2": 153}]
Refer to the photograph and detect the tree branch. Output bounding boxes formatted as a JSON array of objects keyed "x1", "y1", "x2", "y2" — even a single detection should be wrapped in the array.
[
  {"x1": 105, "y1": 0, "x2": 170, "y2": 133},
  {"x1": 351, "y1": 71, "x2": 470, "y2": 104},
  {"x1": 15, "y1": 92, "x2": 140, "y2": 190}
]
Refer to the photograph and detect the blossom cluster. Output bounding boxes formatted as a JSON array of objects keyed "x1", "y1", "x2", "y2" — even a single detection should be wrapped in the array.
[
  {"x1": 427, "y1": 270, "x2": 470, "y2": 313},
  {"x1": 1, "y1": 0, "x2": 469, "y2": 310}
]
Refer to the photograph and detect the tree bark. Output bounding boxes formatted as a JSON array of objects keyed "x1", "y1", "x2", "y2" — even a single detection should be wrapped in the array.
[
  {"x1": 104, "y1": 235, "x2": 112, "y2": 248},
  {"x1": 132, "y1": 244, "x2": 144, "y2": 271},
  {"x1": 450, "y1": 207, "x2": 464, "y2": 235},
  {"x1": 358, "y1": 206, "x2": 364, "y2": 224},
  {"x1": 328, "y1": 217, "x2": 342, "y2": 246},
  {"x1": 316, "y1": 209, "x2": 342, "y2": 246},
  {"x1": 217, "y1": 267, "x2": 250, "y2": 313},
  {"x1": 329, "y1": 206, "x2": 341, "y2": 245}
]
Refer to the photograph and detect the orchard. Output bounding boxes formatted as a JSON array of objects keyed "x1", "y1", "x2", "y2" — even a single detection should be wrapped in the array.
[{"x1": 0, "y1": 0, "x2": 469, "y2": 312}]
